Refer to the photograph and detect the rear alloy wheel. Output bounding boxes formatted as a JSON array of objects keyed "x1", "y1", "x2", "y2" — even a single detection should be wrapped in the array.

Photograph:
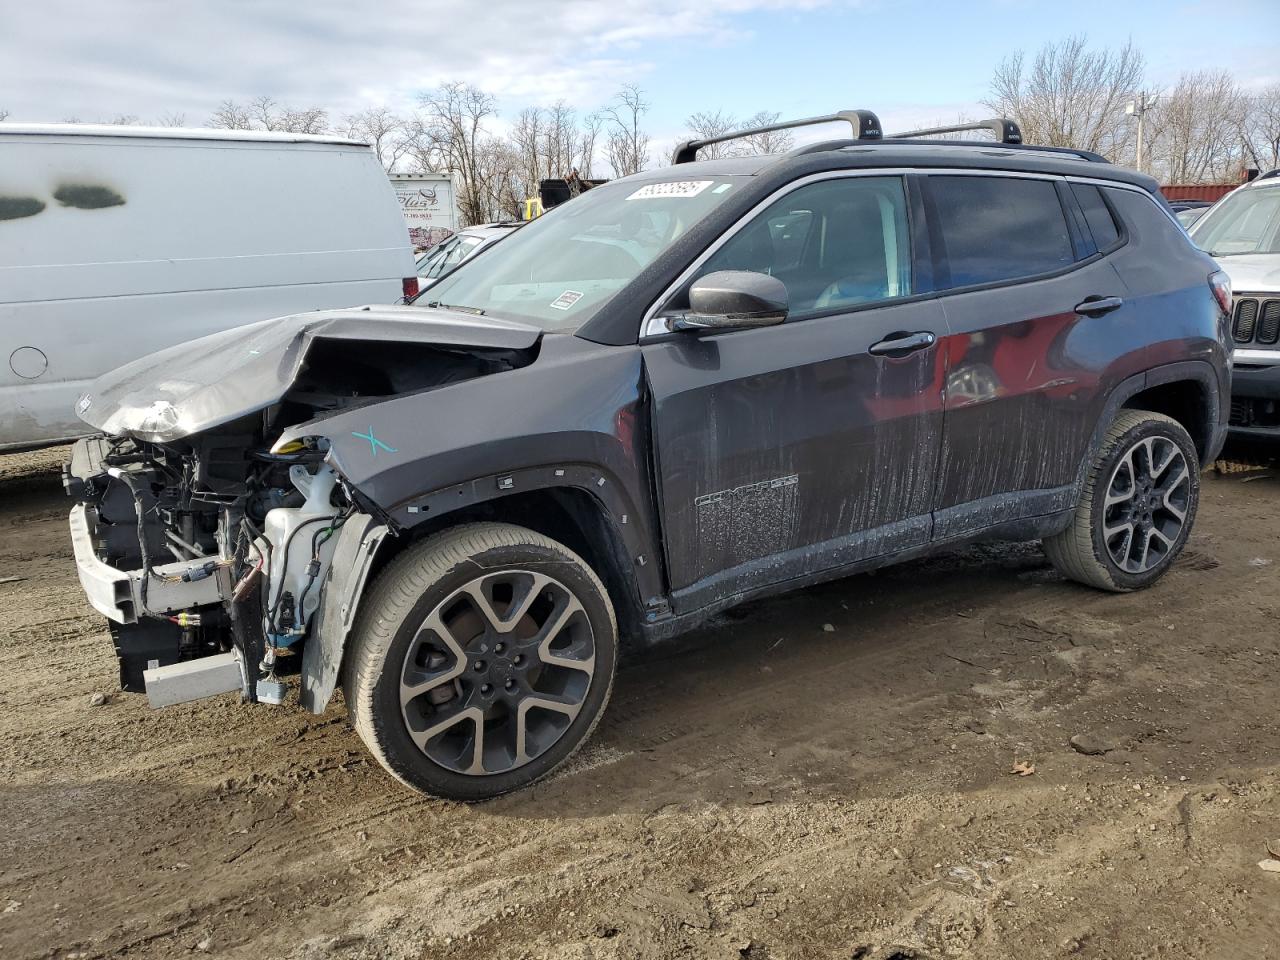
[
  {"x1": 1099, "y1": 434, "x2": 1191, "y2": 574},
  {"x1": 346, "y1": 523, "x2": 616, "y2": 800},
  {"x1": 1044, "y1": 410, "x2": 1199, "y2": 592}
]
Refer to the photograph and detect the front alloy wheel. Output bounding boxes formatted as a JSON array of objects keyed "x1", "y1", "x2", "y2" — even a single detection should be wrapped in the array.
[
  {"x1": 346, "y1": 523, "x2": 617, "y2": 800},
  {"x1": 399, "y1": 570, "x2": 596, "y2": 776}
]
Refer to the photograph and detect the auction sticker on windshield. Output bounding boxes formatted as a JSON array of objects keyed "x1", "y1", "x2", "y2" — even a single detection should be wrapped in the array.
[
  {"x1": 550, "y1": 290, "x2": 584, "y2": 310},
  {"x1": 627, "y1": 181, "x2": 715, "y2": 200}
]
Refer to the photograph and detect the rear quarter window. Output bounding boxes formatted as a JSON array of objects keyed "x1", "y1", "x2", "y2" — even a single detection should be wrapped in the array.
[
  {"x1": 1070, "y1": 183, "x2": 1122, "y2": 251},
  {"x1": 929, "y1": 176, "x2": 1074, "y2": 289}
]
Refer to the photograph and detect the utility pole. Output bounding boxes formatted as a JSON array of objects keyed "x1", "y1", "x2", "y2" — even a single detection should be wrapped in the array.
[{"x1": 1126, "y1": 91, "x2": 1155, "y2": 174}]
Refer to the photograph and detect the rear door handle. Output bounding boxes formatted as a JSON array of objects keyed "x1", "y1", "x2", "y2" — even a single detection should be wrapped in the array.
[
  {"x1": 868, "y1": 331, "x2": 936, "y2": 357},
  {"x1": 1075, "y1": 295, "x2": 1124, "y2": 317}
]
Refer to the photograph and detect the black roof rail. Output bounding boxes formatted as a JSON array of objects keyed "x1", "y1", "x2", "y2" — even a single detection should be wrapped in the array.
[
  {"x1": 1257, "y1": 168, "x2": 1280, "y2": 181},
  {"x1": 878, "y1": 139, "x2": 1110, "y2": 164},
  {"x1": 672, "y1": 109, "x2": 881, "y2": 164},
  {"x1": 888, "y1": 117, "x2": 1023, "y2": 145}
]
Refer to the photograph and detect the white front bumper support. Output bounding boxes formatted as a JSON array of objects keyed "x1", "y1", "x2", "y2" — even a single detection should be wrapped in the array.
[
  {"x1": 69, "y1": 504, "x2": 138, "y2": 623},
  {"x1": 69, "y1": 504, "x2": 232, "y2": 624}
]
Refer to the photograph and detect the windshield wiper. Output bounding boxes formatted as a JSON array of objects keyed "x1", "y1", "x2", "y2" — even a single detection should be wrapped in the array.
[{"x1": 425, "y1": 300, "x2": 486, "y2": 316}]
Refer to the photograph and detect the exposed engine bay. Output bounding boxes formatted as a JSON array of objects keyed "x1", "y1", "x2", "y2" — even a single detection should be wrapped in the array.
[
  {"x1": 67, "y1": 424, "x2": 357, "y2": 702},
  {"x1": 64, "y1": 312, "x2": 541, "y2": 710}
]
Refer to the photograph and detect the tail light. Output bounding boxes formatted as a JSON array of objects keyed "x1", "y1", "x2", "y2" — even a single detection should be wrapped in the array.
[
  {"x1": 1209, "y1": 270, "x2": 1232, "y2": 316},
  {"x1": 402, "y1": 276, "x2": 420, "y2": 301}
]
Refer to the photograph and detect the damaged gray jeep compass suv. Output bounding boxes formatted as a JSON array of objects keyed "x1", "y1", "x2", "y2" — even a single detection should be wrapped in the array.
[{"x1": 66, "y1": 112, "x2": 1232, "y2": 799}]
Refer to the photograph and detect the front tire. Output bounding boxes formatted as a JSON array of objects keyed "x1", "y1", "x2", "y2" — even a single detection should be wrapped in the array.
[
  {"x1": 345, "y1": 522, "x2": 617, "y2": 800},
  {"x1": 1044, "y1": 410, "x2": 1199, "y2": 592}
]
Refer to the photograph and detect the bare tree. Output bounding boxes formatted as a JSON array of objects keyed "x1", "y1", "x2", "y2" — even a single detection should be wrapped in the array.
[
  {"x1": 155, "y1": 111, "x2": 187, "y2": 128},
  {"x1": 682, "y1": 109, "x2": 795, "y2": 160},
  {"x1": 684, "y1": 109, "x2": 740, "y2": 159},
  {"x1": 508, "y1": 100, "x2": 595, "y2": 202},
  {"x1": 247, "y1": 96, "x2": 282, "y2": 130},
  {"x1": 511, "y1": 105, "x2": 547, "y2": 197},
  {"x1": 280, "y1": 106, "x2": 328, "y2": 135},
  {"x1": 738, "y1": 110, "x2": 795, "y2": 155},
  {"x1": 108, "y1": 114, "x2": 141, "y2": 126},
  {"x1": 577, "y1": 111, "x2": 603, "y2": 179},
  {"x1": 342, "y1": 106, "x2": 409, "y2": 170},
  {"x1": 479, "y1": 136, "x2": 526, "y2": 221},
  {"x1": 986, "y1": 35, "x2": 1144, "y2": 161},
  {"x1": 543, "y1": 100, "x2": 581, "y2": 179},
  {"x1": 210, "y1": 100, "x2": 253, "y2": 130},
  {"x1": 1242, "y1": 84, "x2": 1280, "y2": 173},
  {"x1": 603, "y1": 84, "x2": 651, "y2": 177},
  {"x1": 210, "y1": 97, "x2": 328, "y2": 134},
  {"x1": 1147, "y1": 70, "x2": 1247, "y2": 183},
  {"x1": 409, "y1": 82, "x2": 501, "y2": 225}
]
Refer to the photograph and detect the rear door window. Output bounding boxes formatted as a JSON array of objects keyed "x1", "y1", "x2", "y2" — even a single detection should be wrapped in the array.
[
  {"x1": 928, "y1": 176, "x2": 1075, "y2": 289},
  {"x1": 1070, "y1": 183, "x2": 1121, "y2": 251}
]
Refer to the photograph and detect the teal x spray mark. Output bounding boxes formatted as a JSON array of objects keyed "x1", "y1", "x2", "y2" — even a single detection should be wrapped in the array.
[{"x1": 352, "y1": 427, "x2": 397, "y2": 456}]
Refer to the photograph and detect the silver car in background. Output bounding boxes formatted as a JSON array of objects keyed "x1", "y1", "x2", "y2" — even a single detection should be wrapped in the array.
[{"x1": 415, "y1": 222, "x2": 521, "y2": 289}]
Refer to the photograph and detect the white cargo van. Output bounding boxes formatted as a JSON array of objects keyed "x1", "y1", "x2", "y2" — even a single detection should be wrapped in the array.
[{"x1": 0, "y1": 124, "x2": 417, "y2": 450}]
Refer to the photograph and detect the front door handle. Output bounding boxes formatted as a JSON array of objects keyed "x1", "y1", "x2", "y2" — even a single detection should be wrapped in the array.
[
  {"x1": 868, "y1": 331, "x2": 936, "y2": 357},
  {"x1": 1075, "y1": 295, "x2": 1124, "y2": 317}
]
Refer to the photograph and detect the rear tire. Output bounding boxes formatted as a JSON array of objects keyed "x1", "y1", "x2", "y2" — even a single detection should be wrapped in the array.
[
  {"x1": 345, "y1": 522, "x2": 617, "y2": 800},
  {"x1": 1043, "y1": 410, "x2": 1199, "y2": 592}
]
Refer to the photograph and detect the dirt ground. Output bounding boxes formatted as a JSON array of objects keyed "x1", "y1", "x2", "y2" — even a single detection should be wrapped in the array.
[{"x1": 2, "y1": 445, "x2": 1279, "y2": 960}]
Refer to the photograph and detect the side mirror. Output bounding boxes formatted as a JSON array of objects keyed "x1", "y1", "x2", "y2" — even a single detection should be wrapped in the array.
[{"x1": 672, "y1": 270, "x2": 789, "y2": 332}]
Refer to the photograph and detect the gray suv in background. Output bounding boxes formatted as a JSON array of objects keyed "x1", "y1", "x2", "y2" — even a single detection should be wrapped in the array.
[{"x1": 65, "y1": 111, "x2": 1231, "y2": 800}]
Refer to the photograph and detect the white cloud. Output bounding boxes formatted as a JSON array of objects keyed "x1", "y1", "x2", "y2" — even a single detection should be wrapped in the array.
[{"x1": 0, "y1": 0, "x2": 838, "y2": 124}]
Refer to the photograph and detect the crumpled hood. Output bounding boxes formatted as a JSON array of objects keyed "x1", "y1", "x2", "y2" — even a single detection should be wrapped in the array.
[
  {"x1": 1213, "y1": 253, "x2": 1280, "y2": 294},
  {"x1": 78, "y1": 305, "x2": 541, "y2": 442}
]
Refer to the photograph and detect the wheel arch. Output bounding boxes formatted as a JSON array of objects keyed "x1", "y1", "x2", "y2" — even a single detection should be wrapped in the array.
[
  {"x1": 1092, "y1": 361, "x2": 1223, "y2": 471},
  {"x1": 303, "y1": 476, "x2": 651, "y2": 717},
  {"x1": 1119, "y1": 370, "x2": 1216, "y2": 463},
  {"x1": 389, "y1": 483, "x2": 650, "y2": 645}
]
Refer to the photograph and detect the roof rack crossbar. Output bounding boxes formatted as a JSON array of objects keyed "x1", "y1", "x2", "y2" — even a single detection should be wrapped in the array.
[
  {"x1": 672, "y1": 109, "x2": 882, "y2": 164},
  {"x1": 888, "y1": 118, "x2": 1023, "y2": 145}
]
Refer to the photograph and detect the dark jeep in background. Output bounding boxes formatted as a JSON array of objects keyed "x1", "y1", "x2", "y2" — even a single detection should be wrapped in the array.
[{"x1": 65, "y1": 111, "x2": 1231, "y2": 799}]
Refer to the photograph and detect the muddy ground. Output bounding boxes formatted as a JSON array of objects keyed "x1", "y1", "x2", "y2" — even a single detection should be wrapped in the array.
[{"x1": 1, "y1": 445, "x2": 1278, "y2": 960}]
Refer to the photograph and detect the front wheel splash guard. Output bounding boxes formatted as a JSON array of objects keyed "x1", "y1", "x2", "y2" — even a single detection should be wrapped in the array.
[{"x1": 299, "y1": 513, "x2": 390, "y2": 713}]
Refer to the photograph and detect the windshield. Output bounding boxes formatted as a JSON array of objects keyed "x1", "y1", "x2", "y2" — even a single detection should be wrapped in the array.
[
  {"x1": 1190, "y1": 185, "x2": 1280, "y2": 256},
  {"x1": 418, "y1": 176, "x2": 748, "y2": 331},
  {"x1": 1176, "y1": 206, "x2": 1208, "y2": 229},
  {"x1": 416, "y1": 235, "x2": 462, "y2": 272},
  {"x1": 423, "y1": 235, "x2": 483, "y2": 278}
]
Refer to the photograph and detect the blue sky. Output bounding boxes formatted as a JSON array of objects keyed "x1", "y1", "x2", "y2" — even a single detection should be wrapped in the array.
[
  {"x1": 631, "y1": 0, "x2": 1279, "y2": 135},
  {"x1": 2, "y1": 0, "x2": 1276, "y2": 155}
]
